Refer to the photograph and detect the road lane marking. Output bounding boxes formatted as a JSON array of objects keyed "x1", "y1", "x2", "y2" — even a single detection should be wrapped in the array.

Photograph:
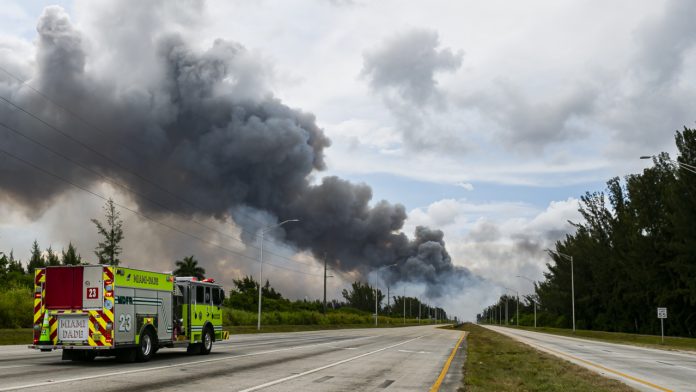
[
  {"x1": 0, "y1": 335, "x2": 376, "y2": 391},
  {"x1": 429, "y1": 332, "x2": 466, "y2": 392},
  {"x1": 397, "y1": 349, "x2": 430, "y2": 354},
  {"x1": 236, "y1": 335, "x2": 426, "y2": 392},
  {"x1": 0, "y1": 365, "x2": 32, "y2": 370},
  {"x1": 494, "y1": 330, "x2": 673, "y2": 392}
]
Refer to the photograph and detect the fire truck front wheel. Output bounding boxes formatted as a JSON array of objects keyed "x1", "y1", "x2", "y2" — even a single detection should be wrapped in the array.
[
  {"x1": 200, "y1": 328, "x2": 213, "y2": 355},
  {"x1": 136, "y1": 329, "x2": 156, "y2": 362}
]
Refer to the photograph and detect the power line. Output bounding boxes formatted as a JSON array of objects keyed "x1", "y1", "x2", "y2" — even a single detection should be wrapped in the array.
[
  {"x1": 0, "y1": 118, "x2": 314, "y2": 268},
  {"x1": 0, "y1": 148, "x2": 322, "y2": 277},
  {"x1": 0, "y1": 64, "x2": 270, "y2": 229}
]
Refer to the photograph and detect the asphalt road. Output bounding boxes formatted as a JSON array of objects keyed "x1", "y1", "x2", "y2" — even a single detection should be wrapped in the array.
[
  {"x1": 0, "y1": 325, "x2": 466, "y2": 392},
  {"x1": 484, "y1": 325, "x2": 696, "y2": 392}
]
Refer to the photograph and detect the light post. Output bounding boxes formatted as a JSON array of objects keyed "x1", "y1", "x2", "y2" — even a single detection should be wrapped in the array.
[
  {"x1": 257, "y1": 219, "x2": 299, "y2": 330},
  {"x1": 550, "y1": 251, "x2": 575, "y2": 332},
  {"x1": 374, "y1": 288, "x2": 378, "y2": 326},
  {"x1": 403, "y1": 287, "x2": 406, "y2": 325},
  {"x1": 517, "y1": 275, "x2": 538, "y2": 328},
  {"x1": 418, "y1": 297, "x2": 421, "y2": 324},
  {"x1": 374, "y1": 264, "x2": 397, "y2": 326},
  {"x1": 504, "y1": 287, "x2": 519, "y2": 327}
]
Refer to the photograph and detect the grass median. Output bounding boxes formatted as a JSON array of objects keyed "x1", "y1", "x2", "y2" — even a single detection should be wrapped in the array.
[
  {"x1": 459, "y1": 323, "x2": 635, "y2": 392},
  {"x1": 501, "y1": 325, "x2": 696, "y2": 352}
]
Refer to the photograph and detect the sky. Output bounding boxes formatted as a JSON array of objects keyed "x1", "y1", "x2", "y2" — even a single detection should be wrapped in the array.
[{"x1": 1, "y1": 0, "x2": 694, "y2": 321}]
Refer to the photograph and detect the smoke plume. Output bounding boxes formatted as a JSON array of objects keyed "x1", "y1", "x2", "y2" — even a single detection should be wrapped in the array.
[{"x1": 0, "y1": 4, "x2": 478, "y2": 299}]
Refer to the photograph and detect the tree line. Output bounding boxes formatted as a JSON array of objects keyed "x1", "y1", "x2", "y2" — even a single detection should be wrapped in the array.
[{"x1": 478, "y1": 127, "x2": 696, "y2": 337}]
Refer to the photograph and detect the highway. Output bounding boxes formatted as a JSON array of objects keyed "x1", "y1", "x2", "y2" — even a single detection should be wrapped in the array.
[
  {"x1": 0, "y1": 325, "x2": 465, "y2": 392},
  {"x1": 484, "y1": 325, "x2": 696, "y2": 392}
]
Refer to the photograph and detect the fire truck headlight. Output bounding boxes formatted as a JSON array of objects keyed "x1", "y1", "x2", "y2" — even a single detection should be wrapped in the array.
[
  {"x1": 105, "y1": 284, "x2": 113, "y2": 291},
  {"x1": 33, "y1": 324, "x2": 41, "y2": 331},
  {"x1": 106, "y1": 323, "x2": 113, "y2": 331}
]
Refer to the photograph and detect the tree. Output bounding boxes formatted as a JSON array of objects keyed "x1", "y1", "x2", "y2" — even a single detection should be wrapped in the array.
[
  {"x1": 61, "y1": 243, "x2": 83, "y2": 265},
  {"x1": 6, "y1": 251, "x2": 24, "y2": 274},
  {"x1": 27, "y1": 240, "x2": 45, "y2": 274},
  {"x1": 173, "y1": 255, "x2": 205, "y2": 279},
  {"x1": 341, "y1": 281, "x2": 384, "y2": 313},
  {"x1": 45, "y1": 246, "x2": 60, "y2": 266},
  {"x1": 91, "y1": 198, "x2": 124, "y2": 265}
]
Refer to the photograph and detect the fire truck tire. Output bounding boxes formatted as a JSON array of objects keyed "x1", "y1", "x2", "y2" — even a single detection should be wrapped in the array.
[
  {"x1": 136, "y1": 329, "x2": 156, "y2": 362},
  {"x1": 200, "y1": 328, "x2": 213, "y2": 355}
]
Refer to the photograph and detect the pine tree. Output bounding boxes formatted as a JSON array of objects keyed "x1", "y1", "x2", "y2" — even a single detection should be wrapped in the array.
[
  {"x1": 91, "y1": 198, "x2": 124, "y2": 265},
  {"x1": 61, "y1": 242, "x2": 83, "y2": 265},
  {"x1": 27, "y1": 240, "x2": 45, "y2": 274},
  {"x1": 45, "y1": 246, "x2": 60, "y2": 266},
  {"x1": 6, "y1": 251, "x2": 23, "y2": 274}
]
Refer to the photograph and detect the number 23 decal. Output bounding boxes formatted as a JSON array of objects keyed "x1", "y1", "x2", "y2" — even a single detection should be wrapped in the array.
[{"x1": 118, "y1": 314, "x2": 132, "y2": 332}]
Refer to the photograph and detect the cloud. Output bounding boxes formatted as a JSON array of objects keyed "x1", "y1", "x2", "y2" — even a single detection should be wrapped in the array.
[
  {"x1": 455, "y1": 182, "x2": 474, "y2": 191},
  {"x1": 0, "y1": 2, "x2": 482, "y2": 304},
  {"x1": 362, "y1": 28, "x2": 462, "y2": 106},
  {"x1": 408, "y1": 197, "x2": 581, "y2": 294}
]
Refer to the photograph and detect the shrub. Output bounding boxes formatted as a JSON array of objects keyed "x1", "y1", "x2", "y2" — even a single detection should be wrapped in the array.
[{"x1": 0, "y1": 287, "x2": 33, "y2": 328}]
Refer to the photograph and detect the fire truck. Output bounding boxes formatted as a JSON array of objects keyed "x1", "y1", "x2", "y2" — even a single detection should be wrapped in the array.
[{"x1": 29, "y1": 265, "x2": 228, "y2": 362}]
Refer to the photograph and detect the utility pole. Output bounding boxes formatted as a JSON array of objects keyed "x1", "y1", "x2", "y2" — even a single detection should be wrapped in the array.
[
  {"x1": 403, "y1": 287, "x2": 406, "y2": 325},
  {"x1": 323, "y1": 254, "x2": 327, "y2": 314},
  {"x1": 505, "y1": 297, "x2": 509, "y2": 325},
  {"x1": 374, "y1": 288, "x2": 378, "y2": 326},
  {"x1": 418, "y1": 298, "x2": 421, "y2": 324},
  {"x1": 387, "y1": 286, "x2": 390, "y2": 317}
]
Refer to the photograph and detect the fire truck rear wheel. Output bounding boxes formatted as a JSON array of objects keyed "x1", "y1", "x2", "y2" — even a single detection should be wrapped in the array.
[
  {"x1": 136, "y1": 329, "x2": 156, "y2": 362},
  {"x1": 200, "y1": 328, "x2": 213, "y2": 355}
]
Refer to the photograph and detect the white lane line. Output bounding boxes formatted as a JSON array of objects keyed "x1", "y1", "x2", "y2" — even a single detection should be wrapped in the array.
[
  {"x1": 0, "y1": 365, "x2": 33, "y2": 370},
  {"x1": 0, "y1": 335, "x2": 376, "y2": 391},
  {"x1": 236, "y1": 335, "x2": 427, "y2": 392},
  {"x1": 397, "y1": 349, "x2": 430, "y2": 354}
]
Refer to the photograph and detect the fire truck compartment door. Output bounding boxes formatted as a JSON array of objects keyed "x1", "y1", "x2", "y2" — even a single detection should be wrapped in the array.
[
  {"x1": 82, "y1": 265, "x2": 104, "y2": 310},
  {"x1": 114, "y1": 287, "x2": 135, "y2": 344}
]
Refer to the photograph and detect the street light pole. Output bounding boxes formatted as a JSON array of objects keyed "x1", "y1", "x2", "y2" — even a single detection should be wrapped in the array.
[
  {"x1": 551, "y1": 251, "x2": 575, "y2": 332},
  {"x1": 374, "y1": 288, "x2": 378, "y2": 326},
  {"x1": 517, "y1": 275, "x2": 538, "y2": 328},
  {"x1": 403, "y1": 287, "x2": 406, "y2": 325},
  {"x1": 504, "y1": 286, "x2": 519, "y2": 327},
  {"x1": 374, "y1": 264, "x2": 397, "y2": 326},
  {"x1": 257, "y1": 219, "x2": 299, "y2": 331}
]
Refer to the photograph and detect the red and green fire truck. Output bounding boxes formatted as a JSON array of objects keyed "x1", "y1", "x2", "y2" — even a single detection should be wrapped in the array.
[{"x1": 30, "y1": 265, "x2": 228, "y2": 362}]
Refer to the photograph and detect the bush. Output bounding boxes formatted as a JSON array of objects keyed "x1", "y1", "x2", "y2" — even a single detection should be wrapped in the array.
[{"x1": 0, "y1": 287, "x2": 33, "y2": 328}]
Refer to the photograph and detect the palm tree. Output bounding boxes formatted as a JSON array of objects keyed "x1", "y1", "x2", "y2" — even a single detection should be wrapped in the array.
[{"x1": 173, "y1": 255, "x2": 206, "y2": 279}]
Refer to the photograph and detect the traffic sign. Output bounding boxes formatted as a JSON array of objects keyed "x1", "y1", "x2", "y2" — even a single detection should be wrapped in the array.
[{"x1": 657, "y1": 307, "x2": 667, "y2": 319}]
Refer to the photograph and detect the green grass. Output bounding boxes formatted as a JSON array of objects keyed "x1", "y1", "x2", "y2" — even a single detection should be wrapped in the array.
[
  {"x1": 500, "y1": 324, "x2": 696, "y2": 352},
  {"x1": 459, "y1": 323, "x2": 635, "y2": 392},
  {"x1": 0, "y1": 328, "x2": 32, "y2": 345}
]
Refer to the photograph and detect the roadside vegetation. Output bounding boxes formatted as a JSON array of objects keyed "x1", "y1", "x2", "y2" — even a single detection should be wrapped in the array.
[
  {"x1": 459, "y1": 323, "x2": 635, "y2": 392},
  {"x1": 479, "y1": 128, "x2": 696, "y2": 340}
]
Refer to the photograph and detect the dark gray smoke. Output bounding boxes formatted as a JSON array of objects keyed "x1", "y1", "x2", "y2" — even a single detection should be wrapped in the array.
[{"x1": 0, "y1": 4, "x2": 476, "y2": 298}]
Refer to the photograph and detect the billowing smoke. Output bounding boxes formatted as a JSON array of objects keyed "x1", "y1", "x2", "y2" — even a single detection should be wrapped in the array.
[{"x1": 0, "y1": 4, "x2": 477, "y2": 299}]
